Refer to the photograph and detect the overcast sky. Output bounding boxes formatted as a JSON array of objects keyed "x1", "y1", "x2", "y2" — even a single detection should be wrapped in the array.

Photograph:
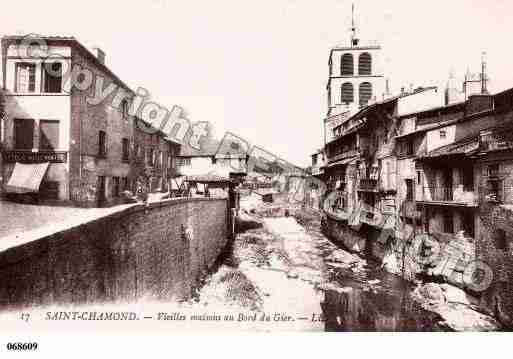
[{"x1": 1, "y1": 0, "x2": 512, "y2": 166}]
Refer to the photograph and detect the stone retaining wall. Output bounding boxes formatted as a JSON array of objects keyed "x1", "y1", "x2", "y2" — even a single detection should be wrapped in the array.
[{"x1": 0, "y1": 198, "x2": 229, "y2": 310}]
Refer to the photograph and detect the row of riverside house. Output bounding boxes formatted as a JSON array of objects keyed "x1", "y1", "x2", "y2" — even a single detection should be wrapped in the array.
[
  {"x1": 315, "y1": 81, "x2": 513, "y2": 326},
  {"x1": 0, "y1": 35, "x2": 183, "y2": 207}
]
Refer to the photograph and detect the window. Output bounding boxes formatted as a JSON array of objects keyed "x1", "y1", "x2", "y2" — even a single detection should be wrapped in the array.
[
  {"x1": 15, "y1": 63, "x2": 36, "y2": 93},
  {"x1": 42, "y1": 62, "x2": 62, "y2": 93},
  {"x1": 488, "y1": 164, "x2": 499, "y2": 177},
  {"x1": 147, "y1": 148, "x2": 154, "y2": 166},
  {"x1": 487, "y1": 179, "x2": 503, "y2": 203},
  {"x1": 461, "y1": 166, "x2": 474, "y2": 191},
  {"x1": 462, "y1": 211, "x2": 475, "y2": 238},
  {"x1": 405, "y1": 140, "x2": 414, "y2": 156},
  {"x1": 494, "y1": 229, "x2": 507, "y2": 251},
  {"x1": 358, "y1": 52, "x2": 372, "y2": 75},
  {"x1": 39, "y1": 120, "x2": 59, "y2": 150},
  {"x1": 14, "y1": 118, "x2": 34, "y2": 150},
  {"x1": 443, "y1": 211, "x2": 454, "y2": 234},
  {"x1": 359, "y1": 82, "x2": 372, "y2": 107},
  {"x1": 417, "y1": 171, "x2": 422, "y2": 185},
  {"x1": 98, "y1": 131, "x2": 107, "y2": 157},
  {"x1": 97, "y1": 176, "x2": 106, "y2": 203},
  {"x1": 122, "y1": 138, "x2": 130, "y2": 162},
  {"x1": 439, "y1": 130, "x2": 446, "y2": 139},
  {"x1": 341, "y1": 54, "x2": 354, "y2": 75},
  {"x1": 122, "y1": 177, "x2": 129, "y2": 191},
  {"x1": 341, "y1": 82, "x2": 354, "y2": 104},
  {"x1": 121, "y1": 100, "x2": 130, "y2": 122},
  {"x1": 112, "y1": 177, "x2": 120, "y2": 197},
  {"x1": 154, "y1": 150, "x2": 160, "y2": 168},
  {"x1": 177, "y1": 158, "x2": 191, "y2": 167},
  {"x1": 405, "y1": 179, "x2": 414, "y2": 201}
]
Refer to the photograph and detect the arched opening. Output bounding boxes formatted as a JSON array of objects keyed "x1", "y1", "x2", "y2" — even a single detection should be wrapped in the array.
[
  {"x1": 341, "y1": 54, "x2": 354, "y2": 76},
  {"x1": 358, "y1": 52, "x2": 372, "y2": 75},
  {"x1": 341, "y1": 82, "x2": 354, "y2": 104},
  {"x1": 359, "y1": 82, "x2": 372, "y2": 107}
]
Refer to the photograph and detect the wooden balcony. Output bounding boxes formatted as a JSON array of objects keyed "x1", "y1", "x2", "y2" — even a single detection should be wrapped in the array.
[
  {"x1": 358, "y1": 178, "x2": 378, "y2": 192},
  {"x1": 328, "y1": 149, "x2": 360, "y2": 163},
  {"x1": 417, "y1": 186, "x2": 478, "y2": 207}
]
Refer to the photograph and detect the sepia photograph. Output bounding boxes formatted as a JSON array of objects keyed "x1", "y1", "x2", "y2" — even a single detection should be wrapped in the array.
[{"x1": 0, "y1": 0, "x2": 512, "y2": 355}]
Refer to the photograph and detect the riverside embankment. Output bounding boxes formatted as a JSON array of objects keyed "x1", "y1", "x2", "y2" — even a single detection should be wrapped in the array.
[{"x1": 184, "y1": 193, "x2": 501, "y2": 331}]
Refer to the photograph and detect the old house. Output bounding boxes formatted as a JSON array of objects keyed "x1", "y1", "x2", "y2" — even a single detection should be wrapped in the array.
[
  {"x1": 0, "y1": 35, "x2": 138, "y2": 206},
  {"x1": 177, "y1": 137, "x2": 246, "y2": 178},
  {"x1": 132, "y1": 117, "x2": 181, "y2": 195}
]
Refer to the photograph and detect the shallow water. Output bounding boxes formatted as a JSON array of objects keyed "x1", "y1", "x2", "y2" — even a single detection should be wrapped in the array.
[{"x1": 320, "y1": 260, "x2": 445, "y2": 331}]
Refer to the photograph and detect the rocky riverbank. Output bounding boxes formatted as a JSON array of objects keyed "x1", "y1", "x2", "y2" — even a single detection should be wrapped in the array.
[{"x1": 184, "y1": 194, "x2": 502, "y2": 331}]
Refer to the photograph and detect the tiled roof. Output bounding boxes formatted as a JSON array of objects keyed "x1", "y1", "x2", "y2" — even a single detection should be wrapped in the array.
[
  {"x1": 395, "y1": 117, "x2": 461, "y2": 139},
  {"x1": 178, "y1": 137, "x2": 220, "y2": 157},
  {"x1": 419, "y1": 136, "x2": 479, "y2": 159}
]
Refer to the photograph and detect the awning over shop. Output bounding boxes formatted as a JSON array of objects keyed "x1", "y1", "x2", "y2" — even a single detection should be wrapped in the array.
[
  {"x1": 4, "y1": 162, "x2": 50, "y2": 194},
  {"x1": 325, "y1": 156, "x2": 357, "y2": 168}
]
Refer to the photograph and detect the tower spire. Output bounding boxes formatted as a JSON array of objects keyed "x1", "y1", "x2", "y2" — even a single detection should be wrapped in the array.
[
  {"x1": 351, "y1": 3, "x2": 359, "y2": 46},
  {"x1": 481, "y1": 51, "x2": 489, "y2": 94}
]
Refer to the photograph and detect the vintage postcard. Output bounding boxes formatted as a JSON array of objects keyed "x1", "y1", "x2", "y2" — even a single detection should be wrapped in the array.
[{"x1": 0, "y1": 0, "x2": 511, "y2": 356}]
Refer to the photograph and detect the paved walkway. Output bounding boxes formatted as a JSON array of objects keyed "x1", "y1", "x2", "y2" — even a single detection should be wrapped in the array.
[{"x1": 0, "y1": 200, "x2": 135, "y2": 251}]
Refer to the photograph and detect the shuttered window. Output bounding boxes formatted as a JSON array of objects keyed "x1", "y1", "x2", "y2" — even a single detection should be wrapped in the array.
[
  {"x1": 359, "y1": 82, "x2": 372, "y2": 107},
  {"x1": 39, "y1": 120, "x2": 60, "y2": 150},
  {"x1": 341, "y1": 82, "x2": 354, "y2": 104},
  {"x1": 14, "y1": 118, "x2": 34, "y2": 150},
  {"x1": 358, "y1": 52, "x2": 372, "y2": 75},
  {"x1": 341, "y1": 54, "x2": 354, "y2": 75}
]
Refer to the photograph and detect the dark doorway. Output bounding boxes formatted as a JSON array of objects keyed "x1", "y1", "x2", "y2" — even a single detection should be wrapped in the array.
[{"x1": 97, "y1": 176, "x2": 106, "y2": 207}]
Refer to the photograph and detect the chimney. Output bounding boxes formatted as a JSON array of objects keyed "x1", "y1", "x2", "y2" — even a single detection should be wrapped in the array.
[{"x1": 93, "y1": 47, "x2": 106, "y2": 65}]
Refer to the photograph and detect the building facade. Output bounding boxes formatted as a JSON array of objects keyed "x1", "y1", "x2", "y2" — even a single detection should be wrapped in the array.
[
  {"x1": 132, "y1": 118, "x2": 181, "y2": 195},
  {"x1": 0, "y1": 35, "x2": 180, "y2": 206},
  {"x1": 321, "y1": 73, "x2": 513, "y2": 323}
]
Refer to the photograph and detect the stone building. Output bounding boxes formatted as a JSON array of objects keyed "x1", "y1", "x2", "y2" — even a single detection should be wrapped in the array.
[
  {"x1": 176, "y1": 137, "x2": 247, "y2": 184},
  {"x1": 132, "y1": 117, "x2": 181, "y2": 195},
  {"x1": 0, "y1": 35, "x2": 179, "y2": 206},
  {"x1": 322, "y1": 73, "x2": 513, "y2": 324}
]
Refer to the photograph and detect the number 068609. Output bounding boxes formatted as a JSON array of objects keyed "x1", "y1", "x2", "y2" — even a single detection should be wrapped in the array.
[{"x1": 6, "y1": 342, "x2": 38, "y2": 351}]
